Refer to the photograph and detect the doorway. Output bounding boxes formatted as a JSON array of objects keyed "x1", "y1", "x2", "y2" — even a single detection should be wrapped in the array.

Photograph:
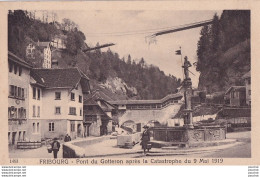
[{"x1": 77, "y1": 124, "x2": 82, "y2": 137}]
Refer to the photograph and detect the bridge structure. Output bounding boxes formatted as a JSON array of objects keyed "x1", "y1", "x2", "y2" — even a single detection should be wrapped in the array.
[{"x1": 108, "y1": 93, "x2": 183, "y2": 126}]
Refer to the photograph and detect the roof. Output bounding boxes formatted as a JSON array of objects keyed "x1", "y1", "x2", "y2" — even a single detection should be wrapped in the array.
[
  {"x1": 84, "y1": 107, "x2": 106, "y2": 116},
  {"x1": 8, "y1": 51, "x2": 32, "y2": 69},
  {"x1": 225, "y1": 86, "x2": 246, "y2": 95},
  {"x1": 31, "y1": 67, "x2": 90, "y2": 91},
  {"x1": 242, "y1": 71, "x2": 251, "y2": 79},
  {"x1": 217, "y1": 108, "x2": 251, "y2": 118},
  {"x1": 84, "y1": 93, "x2": 116, "y2": 109},
  {"x1": 84, "y1": 97, "x2": 99, "y2": 106},
  {"x1": 37, "y1": 41, "x2": 51, "y2": 47},
  {"x1": 108, "y1": 93, "x2": 182, "y2": 105},
  {"x1": 85, "y1": 89, "x2": 114, "y2": 101}
]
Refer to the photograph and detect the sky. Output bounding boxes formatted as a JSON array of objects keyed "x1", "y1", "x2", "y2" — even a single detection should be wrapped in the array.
[{"x1": 46, "y1": 10, "x2": 223, "y2": 87}]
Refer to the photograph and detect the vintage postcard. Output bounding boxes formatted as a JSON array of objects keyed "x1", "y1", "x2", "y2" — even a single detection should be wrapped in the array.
[{"x1": 0, "y1": 1, "x2": 259, "y2": 166}]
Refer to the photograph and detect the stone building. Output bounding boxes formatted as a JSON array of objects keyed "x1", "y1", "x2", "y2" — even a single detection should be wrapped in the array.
[{"x1": 8, "y1": 52, "x2": 32, "y2": 145}]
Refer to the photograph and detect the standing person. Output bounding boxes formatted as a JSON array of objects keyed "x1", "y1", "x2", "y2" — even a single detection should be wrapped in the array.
[
  {"x1": 141, "y1": 125, "x2": 150, "y2": 154},
  {"x1": 64, "y1": 134, "x2": 71, "y2": 142},
  {"x1": 51, "y1": 138, "x2": 60, "y2": 159}
]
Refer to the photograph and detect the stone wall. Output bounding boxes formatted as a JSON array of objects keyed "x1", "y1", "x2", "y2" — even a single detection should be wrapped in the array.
[
  {"x1": 153, "y1": 126, "x2": 226, "y2": 145},
  {"x1": 63, "y1": 136, "x2": 111, "y2": 158}
]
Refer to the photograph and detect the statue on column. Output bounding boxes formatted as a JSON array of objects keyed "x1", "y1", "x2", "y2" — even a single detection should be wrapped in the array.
[{"x1": 182, "y1": 56, "x2": 192, "y2": 79}]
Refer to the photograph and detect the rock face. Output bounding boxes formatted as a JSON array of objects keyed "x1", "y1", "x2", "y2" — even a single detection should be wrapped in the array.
[
  {"x1": 102, "y1": 77, "x2": 138, "y2": 98},
  {"x1": 198, "y1": 39, "x2": 250, "y2": 93}
]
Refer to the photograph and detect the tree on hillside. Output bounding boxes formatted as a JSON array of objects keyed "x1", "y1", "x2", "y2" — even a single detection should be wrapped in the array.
[
  {"x1": 65, "y1": 29, "x2": 86, "y2": 55},
  {"x1": 196, "y1": 10, "x2": 250, "y2": 93}
]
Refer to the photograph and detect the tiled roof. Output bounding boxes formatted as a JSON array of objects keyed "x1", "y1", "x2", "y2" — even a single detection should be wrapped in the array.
[
  {"x1": 31, "y1": 68, "x2": 89, "y2": 89},
  {"x1": 217, "y1": 108, "x2": 251, "y2": 118},
  {"x1": 8, "y1": 51, "x2": 32, "y2": 68},
  {"x1": 84, "y1": 89, "x2": 113, "y2": 102},
  {"x1": 84, "y1": 93, "x2": 116, "y2": 110},
  {"x1": 84, "y1": 97, "x2": 99, "y2": 106},
  {"x1": 108, "y1": 93, "x2": 182, "y2": 105},
  {"x1": 85, "y1": 107, "x2": 105, "y2": 116},
  {"x1": 225, "y1": 86, "x2": 246, "y2": 95},
  {"x1": 242, "y1": 71, "x2": 250, "y2": 79}
]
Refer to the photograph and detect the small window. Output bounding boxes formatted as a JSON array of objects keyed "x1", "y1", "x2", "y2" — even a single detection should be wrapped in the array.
[
  {"x1": 55, "y1": 107, "x2": 61, "y2": 114},
  {"x1": 49, "y1": 122, "x2": 54, "y2": 132},
  {"x1": 33, "y1": 87, "x2": 36, "y2": 99},
  {"x1": 14, "y1": 64, "x2": 17, "y2": 74},
  {"x1": 70, "y1": 122, "x2": 75, "y2": 132},
  {"x1": 249, "y1": 90, "x2": 251, "y2": 96},
  {"x1": 18, "y1": 87, "x2": 21, "y2": 98},
  {"x1": 21, "y1": 88, "x2": 24, "y2": 98},
  {"x1": 71, "y1": 93, "x2": 75, "y2": 101},
  {"x1": 37, "y1": 89, "x2": 40, "y2": 100},
  {"x1": 55, "y1": 92, "x2": 61, "y2": 100},
  {"x1": 9, "y1": 85, "x2": 15, "y2": 97},
  {"x1": 33, "y1": 123, "x2": 36, "y2": 133},
  {"x1": 9, "y1": 62, "x2": 13, "y2": 72},
  {"x1": 248, "y1": 79, "x2": 251, "y2": 85},
  {"x1": 33, "y1": 105, "x2": 36, "y2": 117},
  {"x1": 37, "y1": 106, "x2": 40, "y2": 117},
  {"x1": 79, "y1": 95, "x2": 82, "y2": 103},
  {"x1": 14, "y1": 86, "x2": 17, "y2": 97},
  {"x1": 69, "y1": 107, "x2": 76, "y2": 115},
  {"x1": 19, "y1": 67, "x2": 22, "y2": 76},
  {"x1": 37, "y1": 123, "x2": 40, "y2": 133},
  {"x1": 23, "y1": 109, "x2": 26, "y2": 119},
  {"x1": 80, "y1": 109, "x2": 82, "y2": 116}
]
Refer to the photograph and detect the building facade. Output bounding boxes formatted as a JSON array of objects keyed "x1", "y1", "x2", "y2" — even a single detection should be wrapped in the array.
[
  {"x1": 37, "y1": 41, "x2": 52, "y2": 69},
  {"x1": 51, "y1": 35, "x2": 67, "y2": 49},
  {"x1": 83, "y1": 95, "x2": 114, "y2": 137},
  {"x1": 242, "y1": 71, "x2": 251, "y2": 106},
  {"x1": 8, "y1": 52, "x2": 32, "y2": 145},
  {"x1": 225, "y1": 86, "x2": 246, "y2": 107},
  {"x1": 26, "y1": 43, "x2": 36, "y2": 59},
  {"x1": 31, "y1": 68, "x2": 91, "y2": 140},
  {"x1": 27, "y1": 77, "x2": 44, "y2": 142}
]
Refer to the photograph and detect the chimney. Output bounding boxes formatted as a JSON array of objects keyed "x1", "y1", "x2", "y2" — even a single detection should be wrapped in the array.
[{"x1": 52, "y1": 59, "x2": 59, "y2": 69}]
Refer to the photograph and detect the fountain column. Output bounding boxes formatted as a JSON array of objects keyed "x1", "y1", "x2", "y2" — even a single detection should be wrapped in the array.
[{"x1": 182, "y1": 56, "x2": 194, "y2": 129}]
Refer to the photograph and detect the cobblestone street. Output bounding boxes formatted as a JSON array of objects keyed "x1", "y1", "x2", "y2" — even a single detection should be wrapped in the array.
[{"x1": 9, "y1": 131, "x2": 251, "y2": 158}]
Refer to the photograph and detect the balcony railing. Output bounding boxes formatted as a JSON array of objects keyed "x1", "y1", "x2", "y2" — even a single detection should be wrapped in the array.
[{"x1": 8, "y1": 118, "x2": 27, "y2": 125}]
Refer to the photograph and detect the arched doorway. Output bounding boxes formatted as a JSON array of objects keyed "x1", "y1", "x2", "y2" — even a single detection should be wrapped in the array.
[{"x1": 77, "y1": 124, "x2": 82, "y2": 137}]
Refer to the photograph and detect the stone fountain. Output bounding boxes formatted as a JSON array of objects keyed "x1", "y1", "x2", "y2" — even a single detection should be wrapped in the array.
[{"x1": 152, "y1": 56, "x2": 226, "y2": 148}]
